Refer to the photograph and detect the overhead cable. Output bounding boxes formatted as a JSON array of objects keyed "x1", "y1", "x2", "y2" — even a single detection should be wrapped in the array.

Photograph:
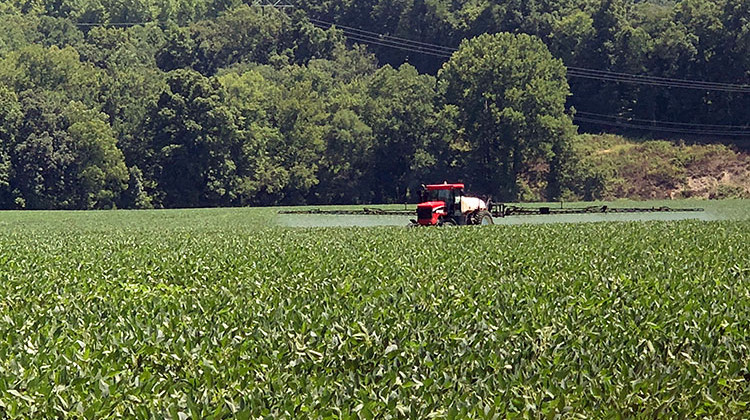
[
  {"x1": 573, "y1": 116, "x2": 749, "y2": 137},
  {"x1": 312, "y1": 19, "x2": 750, "y2": 93},
  {"x1": 325, "y1": 33, "x2": 452, "y2": 58},
  {"x1": 568, "y1": 66, "x2": 750, "y2": 90},
  {"x1": 577, "y1": 111, "x2": 750, "y2": 130},
  {"x1": 567, "y1": 68, "x2": 750, "y2": 93},
  {"x1": 75, "y1": 18, "x2": 750, "y2": 93},
  {"x1": 308, "y1": 17, "x2": 456, "y2": 54},
  {"x1": 310, "y1": 21, "x2": 452, "y2": 58},
  {"x1": 75, "y1": 22, "x2": 150, "y2": 26}
]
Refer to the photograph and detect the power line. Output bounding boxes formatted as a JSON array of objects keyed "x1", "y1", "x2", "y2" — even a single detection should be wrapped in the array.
[
  {"x1": 319, "y1": 18, "x2": 749, "y2": 136},
  {"x1": 75, "y1": 22, "x2": 153, "y2": 26},
  {"x1": 573, "y1": 116, "x2": 750, "y2": 137},
  {"x1": 569, "y1": 66, "x2": 749, "y2": 90},
  {"x1": 323, "y1": 35, "x2": 452, "y2": 58},
  {"x1": 576, "y1": 111, "x2": 750, "y2": 129},
  {"x1": 341, "y1": 35, "x2": 452, "y2": 58},
  {"x1": 310, "y1": 21, "x2": 452, "y2": 58},
  {"x1": 313, "y1": 23, "x2": 449, "y2": 56},
  {"x1": 308, "y1": 17, "x2": 455, "y2": 54},
  {"x1": 251, "y1": 0, "x2": 292, "y2": 6},
  {"x1": 74, "y1": 17, "x2": 750, "y2": 93},
  {"x1": 311, "y1": 18, "x2": 750, "y2": 93},
  {"x1": 567, "y1": 68, "x2": 750, "y2": 93}
]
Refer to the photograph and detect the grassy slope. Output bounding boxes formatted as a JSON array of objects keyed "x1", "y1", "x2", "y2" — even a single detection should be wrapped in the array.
[
  {"x1": 572, "y1": 134, "x2": 750, "y2": 200},
  {"x1": 0, "y1": 203, "x2": 748, "y2": 417}
]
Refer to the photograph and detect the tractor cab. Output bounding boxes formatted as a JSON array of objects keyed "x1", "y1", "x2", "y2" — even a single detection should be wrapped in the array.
[{"x1": 415, "y1": 183, "x2": 493, "y2": 226}]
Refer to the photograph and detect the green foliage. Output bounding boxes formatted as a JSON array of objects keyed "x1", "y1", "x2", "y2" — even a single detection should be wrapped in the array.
[
  {"x1": 314, "y1": 82, "x2": 375, "y2": 204},
  {"x1": 156, "y1": 7, "x2": 344, "y2": 75},
  {"x1": 146, "y1": 69, "x2": 242, "y2": 207},
  {"x1": 29, "y1": 0, "x2": 239, "y2": 24},
  {"x1": 440, "y1": 33, "x2": 576, "y2": 201},
  {"x1": 65, "y1": 103, "x2": 129, "y2": 208},
  {"x1": 363, "y1": 64, "x2": 443, "y2": 202},
  {"x1": 0, "y1": 15, "x2": 84, "y2": 56},
  {"x1": 713, "y1": 184, "x2": 749, "y2": 199},
  {"x1": 0, "y1": 1, "x2": 748, "y2": 209},
  {"x1": 287, "y1": 0, "x2": 750, "y2": 132},
  {"x1": 0, "y1": 44, "x2": 103, "y2": 107},
  {"x1": 6, "y1": 93, "x2": 127, "y2": 209},
  {"x1": 564, "y1": 134, "x2": 750, "y2": 200},
  {"x1": 161, "y1": 6, "x2": 287, "y2": 74},
  {"x1": 120, "y1": 166, "x2": 154, "y2": 209},
  {"x1": 265, "y1": 66, "x2": 329, "y2": 203},
  {"x1": 218, "y1": 68, "x2": 297, "y2": 205},
  {"x1": 0, "y1": 85, "x2": 22, "y2": 207},
  {"x1": 0, "y1": 206, "x2": 748, "y2": 416},
  {"x1": 548, "y1": 10, "x2": 595, "y2": 63}
]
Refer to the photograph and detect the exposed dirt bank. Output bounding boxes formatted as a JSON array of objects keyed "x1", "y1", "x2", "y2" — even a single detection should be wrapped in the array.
[{"x1": 574, "y1": 134, "x2": 749, "y2": 200}]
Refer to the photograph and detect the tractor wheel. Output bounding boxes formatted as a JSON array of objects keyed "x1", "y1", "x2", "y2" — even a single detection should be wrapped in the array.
[
  {"x1": 440, "y1": 219, "x2": 456, "y2": 227},
  {"x1": 473, "y1": 210, "x2": 494, "y2": 225}
]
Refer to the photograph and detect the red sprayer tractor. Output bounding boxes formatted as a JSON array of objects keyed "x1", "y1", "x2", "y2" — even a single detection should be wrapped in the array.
[
  {"x1": 415, "y1": 183, "x2": 493, "y2": 226},
  {"x1": 279, "y1": 181, "x2": 704, "y2": 225}
]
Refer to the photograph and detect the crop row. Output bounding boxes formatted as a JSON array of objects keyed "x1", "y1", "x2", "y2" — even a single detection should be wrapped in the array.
[{"x1": 0, "y1": 207, "x2": 748, "y2": 418}]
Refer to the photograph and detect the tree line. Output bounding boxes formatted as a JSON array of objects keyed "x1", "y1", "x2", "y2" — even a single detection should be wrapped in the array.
[
  {"x1": 288, "y1": 0, "x2": 750, "y2": 132},
  {"x1": 0, "y1": 1, "x2": 746, "y2": 209},
  {"x1": 5, "y1": 0, "x2": 747, "y2": 129}
]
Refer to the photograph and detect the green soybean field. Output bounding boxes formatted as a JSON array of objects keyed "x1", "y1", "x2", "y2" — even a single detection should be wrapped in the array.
[{"x1": 0, "y1": 200, "x2": 749, "y2": 418}]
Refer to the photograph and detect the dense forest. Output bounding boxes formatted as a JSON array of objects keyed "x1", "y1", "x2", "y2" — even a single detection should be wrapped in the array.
[{"x1": 0, "y1": 0, "x2": 747, "y2": 209}]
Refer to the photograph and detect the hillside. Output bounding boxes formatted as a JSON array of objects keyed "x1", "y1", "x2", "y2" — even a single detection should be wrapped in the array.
[{"x1": 568, "y1": 134, "x2": 750, "y2": 200}]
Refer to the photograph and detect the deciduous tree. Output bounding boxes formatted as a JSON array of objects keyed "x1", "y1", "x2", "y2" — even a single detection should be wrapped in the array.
[
  {"x1": 146, "y1": 69, "x2": 241, "y2": 207},
  {"x1": 439, "y1": 33, "x2": 575, "y2": 200}
]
